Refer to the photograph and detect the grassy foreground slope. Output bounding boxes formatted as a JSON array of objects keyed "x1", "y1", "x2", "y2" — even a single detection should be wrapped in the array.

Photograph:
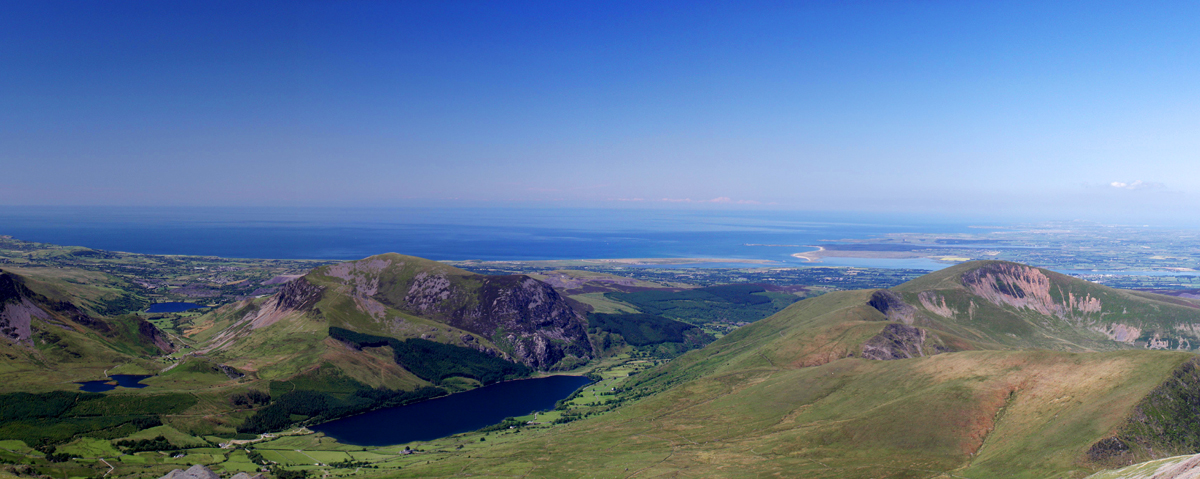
[
  {"x1": 411, "y1": 349, "x2": 1187, "y2": 478},
  {"x1": 382, "y1": 262, "x2": 1200, "y2": 478}
]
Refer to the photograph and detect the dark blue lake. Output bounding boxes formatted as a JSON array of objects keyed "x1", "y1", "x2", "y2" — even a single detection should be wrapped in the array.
[
  {"x1": 146, "y1": 302, "x2": 206, "y2": 313},
  {"x1": 312, "y1": 375, "x2": 592, "y2": 446},
  {"x1": 76, "y1": 374, "x2": 152, "y2": 392}
]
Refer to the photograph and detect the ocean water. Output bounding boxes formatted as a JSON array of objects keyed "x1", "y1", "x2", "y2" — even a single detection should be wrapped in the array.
[{"x1": 0, "y1": 207, "x2": 980, "y2": 266}]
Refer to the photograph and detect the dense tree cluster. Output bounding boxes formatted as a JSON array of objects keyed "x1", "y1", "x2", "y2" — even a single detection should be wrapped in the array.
[
  {"x1": 115, "y1": 435, "x2": 177, "y2": 453},
  {"x1": 587, "y1": 313, "x2": 698, "y2": 347},
  {"x1": 0, "y1": 391, "x2": 194, "y2": 446},
  {"x1": 329, "y1": 327, "x2": 531, "y2": 384},
  {"x1": 229, "y1": 390, "x2": 271, "y2": 407}
]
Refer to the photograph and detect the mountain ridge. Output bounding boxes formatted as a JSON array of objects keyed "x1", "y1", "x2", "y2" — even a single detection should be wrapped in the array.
[{"x1": 189, "y1": 253, "x2": 594, "y2": 388}]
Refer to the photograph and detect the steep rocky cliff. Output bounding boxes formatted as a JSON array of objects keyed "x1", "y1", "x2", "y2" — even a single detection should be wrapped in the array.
[
  {"x1": 337, "y1": 255, "x2": 593, "y2": 369},
  {"x1": 962, "y1": 262, "x2": 1102, "y2": 319}
]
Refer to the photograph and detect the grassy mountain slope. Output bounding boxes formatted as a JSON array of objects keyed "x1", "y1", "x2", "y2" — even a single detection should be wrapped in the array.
[
  {"x1": 417, "y1": 349, "x2": 1188, "y2": 478},
  {"x1": 385, "y1": 261, "x2": 1200, "y2": 478}
]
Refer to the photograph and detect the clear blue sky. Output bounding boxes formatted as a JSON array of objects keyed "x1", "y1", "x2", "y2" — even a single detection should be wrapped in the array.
[{"x1": 2, "y1": 1, "x2": 1197, "y2": 221}]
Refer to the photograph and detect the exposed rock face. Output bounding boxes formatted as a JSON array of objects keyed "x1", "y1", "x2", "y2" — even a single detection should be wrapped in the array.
[
  {"x1": 1092, "y1": 323, "x2": 1142, "y2": 344},
  {"x1": 962, "y1": 263, "x2": 1101, "y2": 319},
  {"x1": 862, "y1": 323, "x2": 932, "y2": 360},
  {"x1": 405, "y1": 272, "x2": 454, "y2": 312},
  {"x1": 868, "y1": 290, "x2": 916, "y2": 324},
  {"x1": 249, "y1": 276, "x2": 324, "y2": 330},
  {"x1": 0, "y1": 273, "x2": 41, "y2": 343},
  {"x1": 458, "y1": 276, "x2": 592, "y2": 369},
  {"x1": 306, "y1": 255, "x2": 593, "y2": 369},
  {"x1": 386, "y1": 270, "x2": 591, "y2": 368},
  {"x1": 158, "y1": 464, "x2": 265, "y2": 479},
  {"x1": 158, "y1": 464, "x2": 220, "y2": 479},
  {"x1": 918, "y1": 291, "x2": 956, "y2": 318}
]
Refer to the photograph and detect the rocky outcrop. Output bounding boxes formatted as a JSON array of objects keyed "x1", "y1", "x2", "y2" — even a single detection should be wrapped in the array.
[
  {"x1": 0, "y1": 272, "x2": 66, "y2": 343},
  {"x1": 459, "y1": 276, "x2": 592, "y2": 369},
  {"x1": 249, "y1": 276, "x2": 324, "y2": 329},
  {"x1": 389, "y1": 271, "x2": 591, "y2": 368},
  {"x1": 158, "y1": 464, "x2": 220, "y2": 479},
  {"x1": 918, "y1": 291, "x2": 956, "y2": 318},
  {"x1": 862, "y1": 323, "x2": 931, "y2": 360},
  {"x1": 1093, "y1": 323, "x2": 1142, "y2": 344},
  {"x1": 157, "y1": 464, "x2": 266, "y2": 479},
  {"x1": 962, "y1": 263, "x2": 1102, "y2": 319},
  {"x1": 272, "y1": 276, "x2": 325, "y2": 312},
  {"x1": 868, "y1": 290, "x2": 916, "y2": 324},
  {"x1": 405, "y1": 272, "x2": 454, "y2": 313},
  {"x1": 0, "y1": 298, "x2": 41, "y2": 344}
]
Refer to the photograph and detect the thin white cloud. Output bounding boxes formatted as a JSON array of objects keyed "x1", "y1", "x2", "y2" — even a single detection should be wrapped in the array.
[
  {"x1": 659, "y1": 197, "x2": 734, "y2": 203},
  {"x1": 1110, "y1": 180, "x2": 1164, "y2": 190},
  {"x1": 610, "y1": 196, "x2": 772, "y2": 205}
]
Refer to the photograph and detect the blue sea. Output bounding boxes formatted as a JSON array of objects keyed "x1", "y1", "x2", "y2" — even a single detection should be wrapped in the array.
[{"x1": 0, "y1": 207, "x2": 984, "y2": 268}]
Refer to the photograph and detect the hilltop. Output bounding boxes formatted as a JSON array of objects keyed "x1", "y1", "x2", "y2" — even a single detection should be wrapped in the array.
[{"x1": 187, "y1": 253, "x2": 593, "y2": 388}]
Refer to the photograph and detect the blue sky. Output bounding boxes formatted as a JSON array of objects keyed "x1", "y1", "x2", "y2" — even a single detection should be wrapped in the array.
[{"x1": 2, "y1": 1, "x2": 1197, "y2": 220}]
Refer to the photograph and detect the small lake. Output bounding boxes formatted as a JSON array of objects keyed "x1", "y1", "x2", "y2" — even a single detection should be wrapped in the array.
[
  {"x1": 146, "y1": 302, "x2": 207, "y2": 313},
  {"x1": 77, "y1": 374, "x2": 152, "y2": 392},
  {"x1": 312, "y1": 375, "x2": 592, "y2": 446}
]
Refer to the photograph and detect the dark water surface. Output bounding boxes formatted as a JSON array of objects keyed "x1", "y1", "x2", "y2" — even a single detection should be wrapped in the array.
[
  {"x1": 312, "y1": 375, "x2": 592, "y2": 446},
  {"x1": 145, "y1": 302, "x2": 206, "y2": 313},
  {"x1": 76, "y1": 374, "x2": 152, "y2": 392}
]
